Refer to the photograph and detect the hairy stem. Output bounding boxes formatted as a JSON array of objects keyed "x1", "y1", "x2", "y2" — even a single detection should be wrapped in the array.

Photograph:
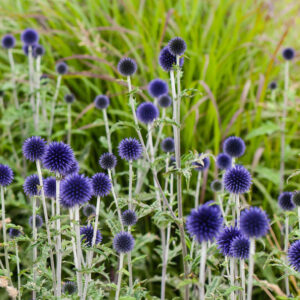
[
  {"x1": 229, "y1": 257, "x2": 235, "y2": 300},
  {"x1": 128, "y1": 160, "x2": 133, "y2": 290},
  {"x1": 32, "y1": 196, "x2": 37, "y2": 300},
  {"x1": 15, "y1": 243, "x2": 21, "y2": 300},
  {"x1": 247, "y1": 239, "x2": 255, "y2": 300},
  {"x1": 284, "y1": 214, "x2": 290, "y2": 295},
  {"x1": 67, "y1": 103, "x2": 72, "y2": 145},
  {"x1": 35, "y1": 55, "x2": 41, "y2": 130},
  {"x1": 240, "y1": 259, "x2": 246, "y2": 300},
  {"x1": 199, "y1": 241, "x2": 207, "y2": 300},
  {"x1": 115, "y1": 253, "x2": 124, "y2": 300}
]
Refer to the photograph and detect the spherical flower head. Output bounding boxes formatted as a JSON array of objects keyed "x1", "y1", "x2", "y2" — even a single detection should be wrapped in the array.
[
  {"x1": 33, "y1": 44, "x2": 45, "y2": 57},
  {"x1": 122, "y1": 210, "x2": 137, "y2": 226},
  {"x1": 186, "y1": 203, "x2": 223, "y2": 243},
  {"x1": 292, "y1": 191, "x2": 300, "y2": 207},
  {"x1": 159, "y1": 46, "x2": 184, "y2": 72},
  {"x1": 224, "y1": 165, "x2": 252, "y2": 194},
  {"x1": 62, "y1": 281, "x2": 77, "y2": 295},
  {"x1": 94, "y1": 95, "x2": 110, "y2": 110},
  {"x1": 268, "y1": 81, "x2": 277, "y2": 90},
  {"x1": 64, "y1": 94, "x2": 75, "y2": 104},
  {"x1": 148, "y1": 79, "x2": 168, "y2": 98},
  {"x1": 278, "y1": 192, "x2": 295, "y2": 211},
  {"x1": 55, "y1": 62, "x2": 68, "y2": 75},
  {"x1": 1, "y1": 34, "x2": 16, "y2": 49},
  {"x1": 92, "y1": 173, "x2": 111, "y2": 197},
  {"x1": 117, "y1": 57, "x2": 137, "y2": 76},
  {"x1": 60, "y1": 174, "x2": 92, "y2": 208},
  {"x1": 118, "y1": 138, "x2": 143, "y2": 161},
  {"x1": 282, "y1": 47, "x2": 295, "y2": 61},
  {"x1": 136, "y1": 102, "x2": 159, "y2": 124},
  {"x1": 42, "y1": 142, "x2": 75, "y2": 174},
  {"x1": 61, "y1": 160, "x2": 80, "y2": 177},
  {"x1": 216, "y1": 153, "x2": 232, "y2": 170},
  {"x1": 113, "y1": 231, "x2": 135, "y2": 253},
  {"x1": 21, "y1": 28, "x2": 39, "y2": 45},
  {"x1": 211, "y1": 179, "x2": 223, "y2": 192},
  {"x1": 240, "y1": 207, "x2": 269, "y2": 238},
  {"x1": 0, "y1": 164, "x2": 14, "y2": 186},
  {"x1": 158, "y1": 94, "x2": 172, "y2": 108},
  {"x1": 288, "y1": 240, "x2": 300, "y2": 272},
  {"x1": 99, "y1": 153, "x2": 117, "y2": 170},
  {"x1": 83, "y1": 204, "x2": 96, "y2": 217},
  {"x1": 230, "y1": 236, "x2": 250, "y2": 259},
  {"x1": 43, "y1": 177, "x2": 56, "y2": 198},
  {"x1": 22, "y1": 136, "x2": 46, "y2": 162},
  {"x1": 161, "y1": 137, "x2": 175, "y2": 153},
  {"x1": 217, "y1": 227, "x2": 242, "y2": 256},
  {"x1": 23, "y1": 174, "x2": 40, "y2": 197},
  {"x1": 9, "y1": 228, "x2": 22, "y2": 239},
  {"x1": 192, "y1": 155, "x2": 210, "y2": 172},
  {"x1": 29, "y1": 215, "x2": 43, "y2": 228},
  {"x1": 168, "y1": 37, "x2": 187, "y2": 56},
  {"x1": 223, "y1": 136, "x2": 245, "y2": 158},
  {"x1": 80, "y1": 224, "x2": 102, "y2": 247}
]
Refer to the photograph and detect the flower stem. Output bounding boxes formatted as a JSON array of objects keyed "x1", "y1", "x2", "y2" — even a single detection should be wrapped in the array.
[
  {"x1": 128, "y1": 160, "x2": 133, "y2": 290},
  {"x1": 240, "y1": 259, "x2": 246, "y2": 300},
  {"x1": 115, "y1": 253, "x2": 124, "y2": 300},
  {"x1": 32, "y1": 196, "x2": 37, "y2": 300},
  {"x1": 154, "y1": 108, "x2": 166, "y2": 153},
  {"x1": 35, "y1": 55, "x2": 41, "y2": 130},
  {"x1": 199, "y1": 241, "x2": 207, "y2": 300},
  {"x1": 247, "y1": 239, "x2": 255, "y2": 300},
  {"x1": 235, "y1": 194, "x2": 240, "y2": 226},
  {"x1": 103, "y1": 108, "x2": 112, "y2": 153},
  {"x1": 67, "y1": 103, "x2": 71, "y2": 145},
  {"x1": 15, "y1": 243, "x2": 21, "y2": 300},
  {"x1": 298, "y1": 207, "x2": 300, "y2": 231},
  {"x1": 7, "y1": 49, "x2": 19, "y2": 109},
  {"x1": 28, "y1": 46, "x2": 36, "y2": 127},
  {"x1": 229, "y1": 257, "x2": 235, "y2": 300},
  {"x1": 284, "y1": 214, "x2": 290, "y2": 295}
]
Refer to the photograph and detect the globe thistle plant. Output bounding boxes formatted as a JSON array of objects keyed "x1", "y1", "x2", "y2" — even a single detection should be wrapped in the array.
[
  {"x1": 43, "y1": 177, "x2": 56, "y2": 198},
  {"x1": 33, "y1": 44, "x2": 45, "y2": 57},
  {"x1": 136, "y1": 102, "x2": 159, "y2": 124},
  {"x1": 94, "y1": 95, "x2": 110, "y2": 110},
  {"x1": 268, "y1": 81, "x2": 277, "y2": 90},
  {"x1": 288, "y1": 240, "x2": 300, "y2": 272},
  {"x1": 55, "y1": 61, "x2": 68, "y2": 75},
  {"x1": 148, "y1": 78, "x2": 168, "y2": 98},
  {"x1": 21, "y1": 28, "x2": 39, "y2": 45},
  {"x1": 0, "y1": 164, "x2": 14, "y2": 187},
  {"x1": 64, "y1": 94, "x2": 75, "y2": 104},
  {"x1": 278, "y1": 192, "x2": 295, "y2": 211},
  {"x1": 192, "y1": 154, "x2": 210, "y2": 172},
  {"x1": 161, "y1": 137, "x2": 175, "y2": 153},
  {"x1": 29, "y1": 215, "x2": 43, "y2": 228},
  {"x1": 157, "y1": 94, "x2": 172, "y2": 108},
  {"x1": 62, "y1": 281, "x2": 77, "y2": 295},
  {"x1": 158, "y1": 46, "x2": 184, "y2": 71},
  {"x1": 282, "y1": 47, "x2": 295, "y2": 61},
  {"x1": 230, "y1": 236, "x2": 250, "y2": 260},
  {"x1": 224, "y1": 165, "x2": 252, "y2": 194},
  {"x1": 80, "y1": 224, "x2": 102, "y2": 247},
  {"x1": 118, "y1": 138, "x2": 142, "y2": 161},
  {"x1": 23, "y1": 174, "x2": 40, "y2": 197},
  {"x1": 99, "y1": 153, "x2": 117, "y2": 170},
  {"x1": 92, "y1": 173, "x2": 112, "y2": 198},
  {"x1": 168, "y1": 37, "x2": 187, "y2": 56},
  {"x1": 61, "y1": 160, "x2": 80, "y2": 177},
  {"x1": 1, "y1": 34, "x2": 15, "y2": 49},
  {"x1": 216, "y1": 153, "x2": 232, "y2": 170},
  {"x1": 22, "y1": 136, "x2": 46, "y2": 162},
  {"x1": 9, "y1": 228, "x2": 22, "y2": 239},
  {"x1": 223, "y1": 136, "x2": 245, "y2": 158},
  {"x1": 217, "y1": 226, "x2": 242, "y2": 257},
  {"x1": 113, "y1": 231, "x2": 135, "y2": 253},
  {"x1": 117, "y1": 57, "x2": 137, "y2": 76},
  {"x1": 122, "y1": 210, "x2": 138, "y2": 226}
]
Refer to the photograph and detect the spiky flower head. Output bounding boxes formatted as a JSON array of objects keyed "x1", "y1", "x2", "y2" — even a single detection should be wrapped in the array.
[
  {"x1": 60, "y1": 174, "x2": 93, "y2": 208},
  {"x1": 282, "y1": 47, "x2": 295, "y2": 61},
  {"x1": 44, "y1": 177, "x2": 56, "y2": 198},
  {"x1": 9, "y1": 228, "x2": 22, "y2": 239},
  {"x1": 217, "y1": 227, "x2": 242, "y2": 256},
  {"x1": 94, "y1": 95, "x2": 110, "y2": 110},
  {"x1": 99, "y1": 153, "x2": 117, "y2": 170},
  {"x1": 62, "y1": 281, "x2": 77, "y2": 295},
  {"x1": 23, "y1": 174, "x2": 40, "y2": 197},
  {"x1": 136, "y1": 102, "x2": 159, "y2": 124},
  {"x1": 288, "y1": 240, "x2": 300, "y2": 272},
  {"x1": 33, "y1": 44, "x2": 45, "y2": 57},
  {"x1": 0, "y1": 164, "x2": 14, "y2": 186},
  {"x1": 1, "y1": 34, "x2": 16, "y2": 49},
  {"x1": 148, "y1": 79, "x2": 168, "y2": 98},
  {"x1": 117, "y1": 57, "x2": 137, "y2": 76},
  {"x1": 224, "y1": 165, "x2": 252, "y2": 194},
  {"x1": 55, "y1": 61, "x2": 68, "y2": 75},
  {"x1": 230, "y1": 236, "x2": 250, "y2": 259},
  {"x1": 80, "y1": 224, "x2": 102, "y2": 247},
  {"x1": 22, "y1": 136, "x2": 46, "y2": 162},
  {"x1": 64, "y1": 94, "x2": 75, "y2": 104},
  {"x1": 292, "y1": 191, "x2": 300, "y2": 207},
  {"x1": 29, "y1": 215, "x2": 43, "y2": 228},
  {"x1": 158, "y1": 94, "x2": 172, "y2": 108},
  {"x1": 42, "y1": 142, "x2": 75, "y2": 174},
  {"x1": 278, "y1": 192, "x2": 295, "y2": 211},
  {"x1": 92, "y1": 173, "x2": 111, "y2": 197},
  {"x1": 240, "y1": 207, "x2": 269, "y2": 238},
  {"x1": 122, "y1": 210, "x2": 137, "y2": 226},
  {"x1": 192, "y1": 155, "x2": 210, "y2": 172},
  {"x1": 159, "y1": 46, "x2": 184, "y2": 72},
  {"x1": 186, "y1": 202, "x2": 223, "y2": 243},
  {"x1": 223, "y1": 136, "x2": 245, "y2": 158},
  {"x1": 113, "y1": 231, "x2": 135, "y2": 253},
  {"x1": 168, "y1": 37, "x2": 187, "y2": 56},
  {"x1": 211, "y1": 180, "x2": 223, "y2": 192},
  {"x1": 118, "y1": 138, "x2": 142, "y2": 161},
  {"x1": 83, "y1": 204, "x2": 96, "y2": 217},
  {"x1": 21, "y1": 28, "x2": 39, "y2": 45},
  {"x1": 216, "y1": 153, "x2": 232, "y2": 170},
  {"x1": 161, "y1": 137, "x2": 175, "y2": 153},
  {"x1": 268, "y1": 81, "x2": 277, "y2": 90},
  {"x1": 61, "y1": 160, "x2": 80, "y2": 177}
]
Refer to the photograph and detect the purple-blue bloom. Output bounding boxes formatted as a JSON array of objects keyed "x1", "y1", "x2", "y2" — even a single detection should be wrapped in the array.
[
  {"x1": 282, "y1": 47, "x2": 295, "y2": 61},
  {"x1": 117, "y1": 57, "x2": 137, "y2": 76},
  {"x1": 44, "y1": 177, "x2": 56, "y2": 198},
  {"x1": 118, "y1": 138, "x2": 142, "y2": 161},
  {"x1": 148, "y1": 79, "x2": 168, "y2": 98},
  {"x1": 230, "y1": 236, "x2": 250, "y2": 259},
  {"x1": 23, "y1": 174, "x2": 40, "y2": 197},
  {"x1": 113, "y1": 231, "x2": 135, "y2": 253},
  {"x1": 168, "y1": 37, "x2": 187, "y2": 56},
  {"x1": 62, "y1": 281, "x2": 77, "y2": 295},
  {"x1": 136, "y1": 102, "x2": 159, "y2": 124},
  {"x1": 223, "y1": 136, "x2": 245, "y2": 158},
  {"x1": 186, "y1": 203, "x2": 223, "y2": 243},
  {"x1": 29, "y1": 215, "x2": 43, "y2": 228},
  {"x1": 9, "y1": 228, "x2": 22, "y2": 239},
  {"x1": 224, "y1": 165, "x2": 252, "y2": 194},
  {"x1": 80, "y1": 224, "x2": 102, "y2": 247},
  {"x1": 159, "y1": 46, "x2": 184, "y2": 72},
  {"x1": 0, "y1": 164, "x2": 14, "y2": 186},
  {"x1": 33, "y1": 44, "x2": 45, "y2": 57},
  {"x1": 22, "y1": 136, "x2": 46, "y2": 162},
  {"x1": 61, "y1": 160, "x2": 80, "y2": 177},
  {"x1": 288, "y1": 240, "x2": 300, "y2": 272},
  {"x1": 92, "y1": 173, "x2": 111, "y2": 197},
  {"x1": 94, "y1": 95, "x2": 110, "y2": 110},
  {"x1": 240, "y1": 207, "x2": 269, "y2": 238},
  {"x1": 161, "y1": 137, "x2": 175, "y2": 153},
  {"x1": 60, "y1": 174, "x2": 93, "y2": 208},
  {"x1": 217, "y1": 226, "x2": 242, "y2": 256},
  {"x1": 99, "y1": 153, "x2": 117, "y2": 170},
  {"x1": 64, "y1": 94, "x2": 75, "y2": 104},
  {"x1": 192, "y1": 155, "x2": 210, "y2": 172},
  {"x1": 216, "y1": 153, "x2": 232, "y2": 170},
  {"x1": 158, "y1": 94, "x2": 172, "y2": 108},
  {"x1": 122, "y1": 210, "x2": 137, "y2": 226},
  {"x1": 278, "y1": 192, "x2": 295, "y2": 211},
  {"x1": 21, "y1": 28, "x2": 39, "y2": 45},
  {"x1": 56, "y1": 62, "x2": 68, "y2": 75},
  {"x1": 1, "y1": 34, "x2": 15, "y2": 49}
]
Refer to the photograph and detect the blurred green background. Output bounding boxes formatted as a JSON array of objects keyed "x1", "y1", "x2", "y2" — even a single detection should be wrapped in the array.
[{"x1": 0, "y1": 0, "x2": 300, "y2": 298}]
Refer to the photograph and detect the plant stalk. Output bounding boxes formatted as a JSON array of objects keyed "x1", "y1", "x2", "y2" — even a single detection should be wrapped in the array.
[{"x1": 247, "y1": 239, "x2": 255, "y2": 300}]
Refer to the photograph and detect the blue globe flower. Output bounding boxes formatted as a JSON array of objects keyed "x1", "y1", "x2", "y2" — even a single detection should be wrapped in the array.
[
  {"x1": 158, "y1": 94, "x2": 172, "y2": 108},
  {"x1": 282, "y1": 47, "x2": 295, "y2": 61},
  {"x1": 80, "y1": 224, "x2": 102, "y2": 247},
  {"x1": 159, "y1": 46, "x2": 184, "y2": 72},
  {"x1": 64, "y1": 94, "x2": 75, "y2": 104},
  {"x1": 1, "y1": 34, "x2": 15, "y2": 49},
  {"x1": 217, "y1": 226, "x2": 242, "y2": 256},
  {"x1": 9, "y1": 228, "x2": 22, "y2": 239},
  {"x1": 216, "y1": 153, "x2": 232, "y2": 170},
  {"x1": 94, "y1": 95, "x2": 110, "y2": 110},
  {"x1": 113, "y1": 231, "x2": 135, "y2": 253},
  {"x1": 136, "y1": 102, "x2": 159, "y2": 124},
  {"x1": 62, "y1": 281, "x2": 77, "y2": 295},
  {"x1": 278, "y1": 192, "x2": 295, "y2": 211},
  {"x1": 22, "y1": 136, "x2": 46, "y2": 162},
  {"x1": 168, "y1": 37, "x2": 187, "y2": 56},
  {"x1": 192, "y1": 155, "x2": 210, "y2": 172},
  {"x1": 161, "y1": 137, "x2": 175, "y2": 153},
  {"x1": 230, "y1": 236, "x2": 250, "y2": 259},
  {"x1": 148, "y1": 79, "x2": 168, "y2": 98},
  {"x1": 99, "y1": 153, "x2": 117, "y2": 170},
  {"x1": 288, "y1": 240, "x2": 300, "y2": 272},
  {"x1": 0, "y1": 164, "x2": 14, "y2": 186},
  {"x1": 122, "y1": 210, "x2": 137, "y2": 226},
  {"x1": 92, "y1": 173, "x2": 111, "y2": 197},
  {"x1": 118, "y1": 138, "x2": 142, "y2": 161},
  {"x1": 23, "y1": 174, "x2": 40, "y2": 197},
  {"x1": 21, "y1": 28, "x2": 39, "y2": 45},
  {"x1": 29, "y1": 215, "x2": 43, "y2": 228},
  {"x1": 55, "y1": 62, "x2": 68, "y2": 75},
  {"x1": 61, "y1": 160, "x2": 80, "y2": 177},
  {"x1": 33, "y1": 44, "x2": 45, "y2": 57},
  {"x1": 44, "y1": 177, "x2": 56, "y2": 198},
  {"x1": 224, "y1": 165, "x2": 252, "y2": 194},
  {"x1": 223, "y1": 136, "x2": 245, "y2": 158},
  {"x1": 117, "y1": 57, "x2": 137, "y2": 76}
]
